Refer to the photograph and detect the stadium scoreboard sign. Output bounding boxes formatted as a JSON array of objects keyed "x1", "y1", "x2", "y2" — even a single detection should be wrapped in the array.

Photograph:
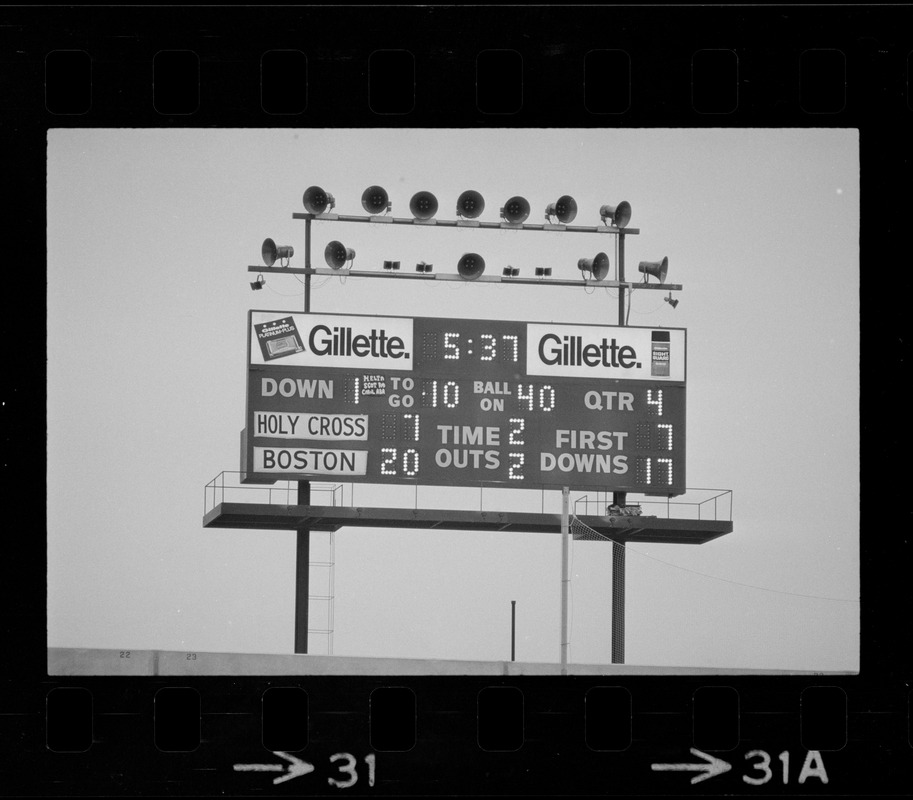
[{"x1": 243, "y1": 311, "x2": 686, "y2": 495}]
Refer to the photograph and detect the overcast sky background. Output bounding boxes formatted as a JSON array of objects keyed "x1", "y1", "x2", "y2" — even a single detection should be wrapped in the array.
[{"x1": 47, "y1": 128, "x2": 859, "y2": 672}]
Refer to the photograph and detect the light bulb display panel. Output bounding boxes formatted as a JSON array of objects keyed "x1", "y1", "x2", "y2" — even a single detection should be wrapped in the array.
[{"x1": 244, "y1": 311, "x2": 686, "y2": 494}]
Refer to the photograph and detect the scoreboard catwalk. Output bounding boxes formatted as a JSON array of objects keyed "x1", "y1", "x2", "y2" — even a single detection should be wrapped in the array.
[{"x1": 244, "y1": 312, "x2": 686, "y2": 495}]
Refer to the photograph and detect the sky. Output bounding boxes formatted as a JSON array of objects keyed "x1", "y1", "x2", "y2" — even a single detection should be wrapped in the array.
[{"x1": 46, "y1": 128, "x2": 859, "y2": 672}]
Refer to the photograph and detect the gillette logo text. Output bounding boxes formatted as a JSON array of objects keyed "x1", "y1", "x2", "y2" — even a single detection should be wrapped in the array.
[
  {"x1": 250, "y1": 313, "x2": 414, "y2": 370},
  {"x1": 537, "y1": 333, "x2": 638, "y2": 369},
  {"x1": 526, "y1": 323, "x2": 685, "y2": 381},
  {"x1": 308, "y1": 324, "x2": 408, "y2": 359}
]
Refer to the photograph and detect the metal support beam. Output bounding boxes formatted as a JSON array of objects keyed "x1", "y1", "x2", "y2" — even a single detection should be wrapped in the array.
[
  {"x1": 294, "y1": 482, "x2": 310, "y2": 654},
  {"x1": 303, "y1": 216, "x2": 312, "y2": 312},
  {"x1": 293, "y1": 211, "x2": 640, "y2": 236},
  {"x1": 613, "y1": 235, "x2": 627, "y2": 664},
  {"x1": 511, "y1": 600, "x2": 516, "y2": 662},
  {"x1": 294, "y1": 216, "x2": 313, "y2": 655},
  {"x1": 617, "y1": 232, "x2": 627, "y2": 327},
  {"x1": 612, "y1": 540, "x2": 626, "y2": 664},
  {"x1": 247, "y1": 264, "x2": 681, "y2": 292},
  {"x1": 203, "y1": 502, "x2": 733, "y2": 543},
  {"x1": 560, "y1": 486, "x2": 570, "y2": 673}
]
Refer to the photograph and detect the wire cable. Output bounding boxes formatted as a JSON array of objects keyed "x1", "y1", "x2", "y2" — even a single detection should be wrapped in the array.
[
  {"x1": 625, "y1": 545, "x2": 859, "y2": 603},
  {"x1": 570, "y1": 516, "x2": 858, "y2": 604},
  {"x1": 264, "y1": 284, "x2": 304, "y2": 298}
]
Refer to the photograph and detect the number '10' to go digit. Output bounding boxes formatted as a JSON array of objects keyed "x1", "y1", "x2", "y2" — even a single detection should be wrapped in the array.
[{"x1": 422, "y1": 380, "x2": 460, "y2": 408}]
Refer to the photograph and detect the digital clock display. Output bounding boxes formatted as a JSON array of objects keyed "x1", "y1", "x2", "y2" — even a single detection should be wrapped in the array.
[{"x1": 245, "y1": 311, "x2": 686, "y2": 494}]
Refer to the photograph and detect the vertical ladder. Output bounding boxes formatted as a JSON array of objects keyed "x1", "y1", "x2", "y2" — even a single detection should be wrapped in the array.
[{"x1": 307, "y1": 529, "x2": 336, "y2": 654}]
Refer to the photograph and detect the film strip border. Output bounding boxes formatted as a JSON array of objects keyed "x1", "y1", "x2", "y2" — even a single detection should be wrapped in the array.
[
  {"x1": 12, "y1": 674, "x2": 910, "y2": 794},
  {"x1": 4, "y1": 3, "x2": 909, "y2": 796},
  {"x1": 1, "y1": 6, "x2": 911, "y2": 122}
]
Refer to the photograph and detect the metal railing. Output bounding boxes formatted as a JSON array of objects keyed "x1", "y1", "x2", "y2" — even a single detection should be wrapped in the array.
[
  {"x1": 202, "y1": 473, "x2": 340, "y2": 656},
  {"x1": 203, "y1": 471, "x2": 343, "y2": 516},
  {"x1": 204, "y1": 472, "x2": 731, "y2": 523},
  {"x1": 573, "y1": 488, "x2": 733, "y2": 522}
]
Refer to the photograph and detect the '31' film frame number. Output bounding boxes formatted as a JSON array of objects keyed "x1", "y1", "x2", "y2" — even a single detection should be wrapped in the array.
[{"x1": 327, "y1": 752, "x2": 376, "y2": 789}]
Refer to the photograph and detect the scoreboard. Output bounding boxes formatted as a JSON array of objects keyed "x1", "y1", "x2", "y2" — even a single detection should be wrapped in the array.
[{"x1": 243, "y1": 311, "x2": 686, "y2": 495}]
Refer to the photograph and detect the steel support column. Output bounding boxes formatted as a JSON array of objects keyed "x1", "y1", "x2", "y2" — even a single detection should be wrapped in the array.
[
  {"x1": 613, "y1": 233, "x2": 627, "y2": 664},
  {"x1": 560, "y1": 487, "x2": 570, "y2": 673},
  {"x1": 611, "y1": 540, "x2": 626, "y2": 664},
  {"x1": 294, "y1": 482, "x2": 311, "y2": 654},
  {"x1": 511, "y1": 600, "x2": 516, "y2": 662},
  {"x1": 294, "y1": 217, "x2": 313, "y2": 655}
]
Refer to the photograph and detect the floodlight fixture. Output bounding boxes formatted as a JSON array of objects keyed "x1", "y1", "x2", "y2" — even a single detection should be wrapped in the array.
[
  {"x1": 599, "y1": 201, "x2": 632, "y2": 228},
  {"x1": 545, "y1": 195, "x2": 578, "y2": 224},
  {"x1": 502, "y1": 266, "x2": 520, "y2": 277},
  {"x1": 409, "y1": 191, "x2": 439, "y2": 220},
  {"x1": 535, "y1": 267, "x2": 552, "y2": 277},
  {"x1": 457, "y1": 252, "x2": 486, "y2": 281},
  {"x1": 577, "y1": 251, "x2": 610, "y2": 281},
  {"x1": 664, "y1": 292, "x2": 679, "y2": 309},
  {"x1": 361, "y1": 185, "x2": 391, "y2": 215},
  {"x1": 324, "y1": 240, "x2": 356, "y2": 270},
  {"x1": 382, "y1": 260, "x2": 401, "y2": 271},
  {"x1": 250, "y1": 274, "x2": 265, "y2": 291},
  {"x1": 500, "y1": 195, "x2": 531, "y2": 224},
  {"x1": 261, "y1": 238, "x2": 294, "y2": 267},
  {"x1": 638, "y1": 256, "x2": 669, "y2": 284},
  {"x1": 415, "y1": 261, "x2": 433, "y2": 273},
  {"x1": 302, "y1": 185, "x2": 336, "y2": 214},
  {"x1": 456, "y1": 189, "x2": 485, "y2": 219}
]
